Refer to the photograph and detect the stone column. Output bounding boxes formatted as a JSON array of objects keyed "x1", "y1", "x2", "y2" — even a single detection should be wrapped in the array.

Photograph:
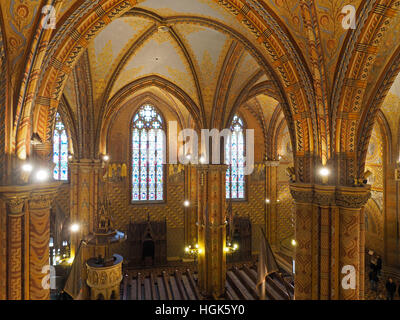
[
  {"x1": 1, "y1": 196, "x2": 27, "y2": 300},
  {"x1": 28, "y1": 184, "x2": 60, "y2": 300},
  {"x1": 197, "y1": 164, "x2": 227, "y2": 298},
  {"x1": 265, "y1": 161, "x2": 279, "y2": 248},
  {"x1": 290, "y1": 183, "x2": 370, "y2": 300},
  {"x1": 184, "y1": 164, "x2": 198, "y2": 246},
  {"x1": 385, "y1": 162, "x2": 399, "y2": 266},
  {"x1": 336, "y1": 186, "x2": 370, "y2": 300},
  {"x1": 69, "y1": 159, "x2": 102, "y2": 256}
]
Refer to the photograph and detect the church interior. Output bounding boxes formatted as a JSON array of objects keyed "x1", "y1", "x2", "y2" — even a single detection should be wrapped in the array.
[{"x1": 1, "y1": 0, "x2": 400, "y2": 301}]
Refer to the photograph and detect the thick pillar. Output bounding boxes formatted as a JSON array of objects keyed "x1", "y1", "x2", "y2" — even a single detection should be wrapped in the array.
[
  {"x1": 4, "y1": 197, "x2": 26, "y2": 300},
  {"x1": 69, "y1": 159, "x2": 102, "y2": 256},
  {"x1": 265, "y1": 160, "x2": 279, "y2": 248},
  {"x1": 28, "y1": 185, "x2": 60, "y2": 300},
  {"x1": 386, "y1": 162, "x2": 399, "y2": 266},
  {"x1": 0, "y1": 182, "x2": 60, "y2": 300},
  {"x1": 197, "y1": 164, "x2": 227, "y2": 298},
  {"x1": 184, "y1": 164, "x2": 198, "y2": 246},
  {"x1": 290, "y1": 183, "x2": 370, "y2": 300}
]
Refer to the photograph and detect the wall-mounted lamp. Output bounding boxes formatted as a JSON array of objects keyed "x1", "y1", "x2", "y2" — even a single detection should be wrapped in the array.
[
  {"x1": 36, "y1": 169, "x2": 49, "y2": 182},
  {"x1": 319, "y1": 166, "x2": 330, "y2": 184},
  {"x1": 22, "y1": 163, "x2": 33, "y2": 173},
  {"x1": 70, "y1": 223, "x2": 80, "y2": 233}
]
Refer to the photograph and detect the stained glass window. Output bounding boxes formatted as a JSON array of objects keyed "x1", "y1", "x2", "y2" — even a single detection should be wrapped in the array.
[
  {"x1": 53, "y1": 113, "x2": 69, "y2": 181},
  {"x1": 225, "y1": 115, "x2": 245, "y2": 199},
  {"x1": 131, "y1": 104, "x2": 164, "y2": 202}
]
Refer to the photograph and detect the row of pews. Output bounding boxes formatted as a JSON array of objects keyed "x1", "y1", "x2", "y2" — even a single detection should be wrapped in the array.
[
  {"x1": 121, "y1": 269, "x2": 201, "y2": 300},
  {"x1": 226, "y1": 265, "x2": 294, "y2": 300},
  {"x1": 121, "y1": 265, "x2": 294, "y2": 300}
]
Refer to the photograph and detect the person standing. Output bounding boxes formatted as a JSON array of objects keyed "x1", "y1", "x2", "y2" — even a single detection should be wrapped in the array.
[
  {"x1": 385, "y1": 278, "x2": 396, "y2": 300},
  {"x1": 376, "y1": 255, "x2": 382, "y2": 276},
  {"x1": 370, "y1": 256, "x2": 378, "y2": 273},
  {"x1": 369, "y1": 270, "x2": 379, "y2": 292}
]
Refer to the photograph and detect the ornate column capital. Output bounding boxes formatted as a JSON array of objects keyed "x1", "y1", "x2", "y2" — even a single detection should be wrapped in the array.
[
  {"x1": 313, "y1": 185, "x2": 336, "y2": 207},
  {"x1": 6, "y1": 198, "x2": 26, "y2": 216},
  {"x1": 335, "y1": 185, "x2": 371, "y2": 209},
  {"x1": 69, "y1": 159, "x2": 102, "y2": 173},
  {"x1": 264, "y1": 160, "x2": 280, "y2": 167},
  {"x1": 0, "y1": 188, "x2": 30, "y2": 216},
  {"x1": 289, "y1": 183, "x2": 314, "y2": 204},
  {"x1": 289, "y1": 183, "x2": 371, "y2": 209},
  {"x1": 28, "y1": 182, "x2": 62, "y2": 210}
]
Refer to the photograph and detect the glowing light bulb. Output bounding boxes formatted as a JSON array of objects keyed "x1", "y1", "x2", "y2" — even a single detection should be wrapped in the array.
[
  {"x1": 291, "y1": 239, "x2": 297, "y2": 246},
  {"x1": 183, "y1": 200, "x2": 190, "y2": 207},
  {"x1": 319, "y1": 167, "x2": 330, "y2": 177},
  {"x1": 103, "y1": 155, "x2": 110, "y2": 162},
  {"x1": 265, "y1": 199, "x2": 270, "y2": 204},
  {"x1": 22, "y1": 163, "x2": 33, "y2": 173},
  {"x1": 36, "y1": 169, "x2": 49, "y2": 182},
  {"x1": 199, "y1": 156, "x2": 206, "y2": 164},
  {"x1": 70, "y1": 223, "x2": 80, "y2": 233}
]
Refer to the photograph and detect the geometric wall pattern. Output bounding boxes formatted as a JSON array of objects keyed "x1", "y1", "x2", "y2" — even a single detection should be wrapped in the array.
[{"x1": 276, "y1": 183, "x2": 295, "y2": 242}]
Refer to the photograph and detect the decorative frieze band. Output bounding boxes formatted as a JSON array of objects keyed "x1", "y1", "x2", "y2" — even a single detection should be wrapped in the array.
[{"x1": 290, "y1": 183, "x2": 371, "y2": 209}]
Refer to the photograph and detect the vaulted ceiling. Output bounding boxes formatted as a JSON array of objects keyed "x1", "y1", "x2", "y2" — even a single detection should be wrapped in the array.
[
  {"x1": 3, "y1": 0, "x2": 400, "y2": 177},
  {"x1": 62, "y1": 0, "x2": 279, "y2": 139}
]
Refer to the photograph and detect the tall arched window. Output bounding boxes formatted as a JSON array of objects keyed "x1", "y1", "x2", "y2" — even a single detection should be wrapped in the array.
[
  {"x1": 225, "y1": 115, "x2": 245, "y2": 199},
  {"x1": 53, "y1": 113, "x2": 69, "y2": 181},
  {"x1": 131, "y1": 104, "x2": 165, "y2": 202}
]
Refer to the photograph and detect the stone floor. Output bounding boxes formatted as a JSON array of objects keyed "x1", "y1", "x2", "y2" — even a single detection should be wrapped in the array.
[{"x1": 365, "y1": 270, "x2": 400, "y2": 300}]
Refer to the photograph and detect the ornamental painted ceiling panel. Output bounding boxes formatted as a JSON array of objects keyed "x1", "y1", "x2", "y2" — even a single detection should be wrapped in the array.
[
  {"x1": 110, "y1": 30, "x2": 199, "y2": 104},
  {"x1": 366, "y1": 13, "x2": 400, "y2": 100},
  {"x1": 314, "y1": 0, "x2": 363, "y2": 91},
  {"x1": 226, "y1": 51, "x2": 263, "y2": 110},
  {"x1": 87, "y1": 16, "x2": 154, "y2": 103},
  {"x1": 136, "y1": 0, "x2": 259, "y2": 40},
  {"x1": 0, "y1": 0, "x2": 41, "y2": 81},
  {"x1": 173, "y1": 23, "x2": 232, "y2": 118},
  {"x1": 261, "y1": 0, "x2": 311, "y2": 70}
]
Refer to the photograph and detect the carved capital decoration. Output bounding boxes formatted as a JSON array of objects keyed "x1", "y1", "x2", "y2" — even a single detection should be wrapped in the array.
[
  {"x1": 264, "y1": 161, "x2": 280, "y2": 167},
  {"x1": 290, "y1": 183, "x2": 371, "y2": 209},
  {"x1": 29, "y1": 194, "x2": 54, "y2": 210},
  {"x1": 313, "y1": 191, "x2": 336, "y2": 207},
  {"x1": 290, "y1": 184, "x2": 314, "y2": 204},
  {"x1": 6, "y1": 198, "x2": 26, "y2": 216},
  {"x1": 335, "y1": 190, "x2": 371, "y2": 209}
]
